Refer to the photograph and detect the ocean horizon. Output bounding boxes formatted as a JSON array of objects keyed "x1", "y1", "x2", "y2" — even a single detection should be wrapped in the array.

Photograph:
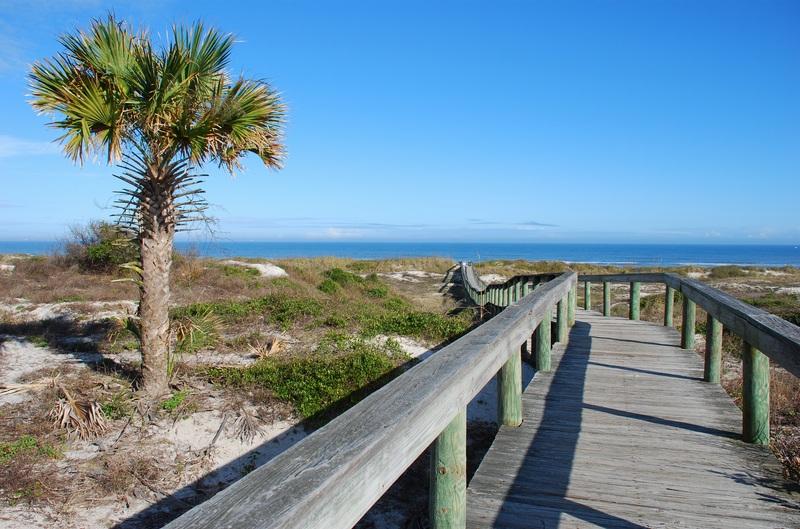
[{"x1": 1, "y1": 241, "x2": 799, "y2": 268}]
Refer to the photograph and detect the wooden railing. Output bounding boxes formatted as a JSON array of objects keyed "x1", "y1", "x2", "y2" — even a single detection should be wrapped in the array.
[
  {"x1": 579, "y1": 272, "x2": 800, "y2": 445},
  {"x1": 164, "y1": 269, "x2": 578, "y2": 529}
]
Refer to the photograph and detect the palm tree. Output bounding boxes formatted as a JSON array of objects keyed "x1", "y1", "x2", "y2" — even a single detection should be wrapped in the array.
[{"x1": 29, "y1": 16, "x2": 285, "y2": 397}]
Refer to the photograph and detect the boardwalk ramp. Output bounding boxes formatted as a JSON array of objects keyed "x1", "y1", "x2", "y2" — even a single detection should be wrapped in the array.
[{"x1": 467, "y1": 310, "x2": 800, "y2": 528}]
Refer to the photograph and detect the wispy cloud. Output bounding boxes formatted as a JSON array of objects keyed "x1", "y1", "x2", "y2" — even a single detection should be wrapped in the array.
[
  {"x1": 0, "y1": 135, "x2": 59, "y2": 158},
  {"x1": 467, "y1": 218, "x2": 558, "y2": 228}
]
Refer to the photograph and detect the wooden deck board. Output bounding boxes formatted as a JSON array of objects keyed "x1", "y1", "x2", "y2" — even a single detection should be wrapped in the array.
[{"x1": 466, "y1": 310, "x2": 800, "y2": 528}]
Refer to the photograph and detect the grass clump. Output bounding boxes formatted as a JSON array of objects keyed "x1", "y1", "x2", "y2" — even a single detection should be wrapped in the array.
[
  {"x1": 0, "y1": 435, "x2": 60, "y2": 464},
  {"x1": 219, "y1": 264, "x2": 260, "y2": 279},
  {"x1": 161, "y1": 390, "x2": 188, "y2": 412},
  {"x1": 324, "y1": 268, "x2": 363, "y2": 286},
  {"x1": 28, "y1": 335, "x2": 49, "y2": 348},
  {"x1": 361, "y1": 308, "x2": 473, "y2": 342},
  {"x1": 172, "y1": 294, "x2": 323, "y2": 329},
  {"x1": 207, "y1": 334, "x2": 406, "y2": 420},
  {"x1": 365, "y1": 284, "x2": 388, "y2": 298},
  {"x1": 101, "y1": 391, "x2": 132, "y2": 420},
  {"x1": 709, "y1": 266, "x2": 748, "y2": 279},
  {"x1": 318, "y1": 278, "x2": 340, "y2": 294}
]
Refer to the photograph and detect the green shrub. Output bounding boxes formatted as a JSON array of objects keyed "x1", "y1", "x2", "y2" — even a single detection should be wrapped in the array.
[
  {"x1": 27, "y1": 335, "x2": 49, "y2": 348},
  {"x1": 365, "y1": 284, "x2": 388, "y2": 298},
  {"x1": 318, "y1": 278, "x2": 340, "y2": 294},
  {"x1": 161, "y1": 390, "x2": 188, "y2": 411},
  {"x1": 207, "y1": 335, "x2": 405, "y2": 420},
  {"x1": 709, "y1": 266, "x2": 748, "y2": 279},
  {"x1": 61, "y1": 221, "x2": 138, "y2": 273},
  {"x1": 325, "y1": 268, "x2": 363, "y2": 286},
  {"x1": 323, "y1": 315, "x2": 348, "y2": 327},
  {"x1": 362, "y1": 309, "x2": 473, "y2": 342}
]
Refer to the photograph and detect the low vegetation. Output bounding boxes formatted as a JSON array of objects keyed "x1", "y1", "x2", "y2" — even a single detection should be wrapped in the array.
[
  {"x1": 208, "y1": 333, "x2": 408, "y2": 421},
  {"x1": 58, "y1": 221, "x2": 139, "y2": 273},
  {"x1": 0, "y1": 435, "x2": 60, "y2": 465},
  {"x1": 3, "y1": 249, "x2": 800, "y2": 521}
]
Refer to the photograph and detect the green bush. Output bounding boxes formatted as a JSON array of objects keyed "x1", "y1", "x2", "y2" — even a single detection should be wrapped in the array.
[
  {"x1": 207, "y1": 335, "x2": 405, "y2": 420},
  {"x1": 362, "y1": 309, "x2": 473, "y2": 342},
  {"x1": 61, "y1": 221, "x2": 138, "y2": 273},
  {"x1": 709, "y1": 266, "x2": 748, "y2": 279},
  {"x1": 318, "y1": 278, "x2": 340, "y2": 294},
  {"x1": 365, "y1": 284, "x2": 388, "y2": 298},
  {"x1": 325, "y1": 268, "x2": 364, "y2": 286},
  {"x1": 161, "y1": 390, "x2": 188, "y2": 411}
]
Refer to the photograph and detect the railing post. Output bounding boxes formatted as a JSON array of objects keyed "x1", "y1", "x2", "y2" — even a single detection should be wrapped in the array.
[
  {"x1": 497, "y1": 345, "x2": 523, "y2": 427},
  {"x1": 603, "y1": 281, "x2": 611, "y2": 316},
  {"x1": 704, "y1": 315, "x2": 722, "y2": 384},
  {"x1": 556, "y1": 298, "x2": 568, "y2": 343},
  {"x1": 584, "y1": 281, "x2": 591, "y2": 310},
  {"x1": 629, "y1": 282, "x2": 640, "y2": 321},
  {"x1": 430, "y1": 409, "x2": 467, "y2": 529},
  {"x1": 742, "y1": 342, "x2": 770, "y2": 445},
  {"x1": 681, "y1": 296, "x2": 696, "y2": 350},
  {"x1": 664, "y1": 286, "x2": 675, "y2": 327},
  {"x1": 535, "y1": 309, "x2": 552, "y2": 372},
  {"x1": 568, "y1": 283, "x2": 576, "y2": 326}
]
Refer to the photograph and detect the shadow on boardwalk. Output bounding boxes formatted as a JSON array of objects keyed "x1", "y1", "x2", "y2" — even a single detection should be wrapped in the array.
[{"x1": 488, "y1": 321, "x2": 649, "y2": 528}]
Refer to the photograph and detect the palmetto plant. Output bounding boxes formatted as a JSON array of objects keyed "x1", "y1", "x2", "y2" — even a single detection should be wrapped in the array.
[{"x1": 29, "y1": 15, "x2": 285, "y2": 397}]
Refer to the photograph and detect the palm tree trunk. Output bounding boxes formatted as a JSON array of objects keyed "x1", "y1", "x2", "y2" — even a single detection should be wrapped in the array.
[{"x1": 139, "y1": 219, "x2": 174, "y2": 397}]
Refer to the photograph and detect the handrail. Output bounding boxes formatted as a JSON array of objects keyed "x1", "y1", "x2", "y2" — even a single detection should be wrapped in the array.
[
  {"x1": 576, "y1": 271, "x2": 800, "y2": 377},
  {"x1": 459, "y1": 261, "x2": 560, "y2": 309},
  {"x1": 577, "y1": 271, "x2": 800, "y2": 446},
  {"x1": 164, "y1": 271, "x2": 578, "y2": 529}
]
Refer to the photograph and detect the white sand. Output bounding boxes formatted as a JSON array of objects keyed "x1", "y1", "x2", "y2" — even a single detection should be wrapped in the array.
[
  {"x1": 379, "y1": 270, "x2": 440, "y2": 283},
  {"x1": 479, "y1": 273, "x2": 507, "y2": 284},
  {"x1": 222, "y1": 260, "x2": 288, "y2": 278}
]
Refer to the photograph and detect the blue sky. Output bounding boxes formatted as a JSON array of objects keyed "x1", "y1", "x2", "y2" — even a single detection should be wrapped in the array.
[{"x1": 0, "y1": 0, "x2": 798, "y2": 243}]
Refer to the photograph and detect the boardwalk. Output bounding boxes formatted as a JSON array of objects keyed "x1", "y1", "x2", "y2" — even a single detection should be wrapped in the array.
[{"x1": 467, "y1": 310, "x2": 800, "y2": 529}]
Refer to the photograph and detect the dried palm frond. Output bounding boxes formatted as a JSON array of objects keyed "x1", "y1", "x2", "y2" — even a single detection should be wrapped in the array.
[
  {"x1": 248, "y1": 336, "x2": 283, "y2": 360},
  {"x1": 232, "y1": 405, "x2": 263, "y2": 444},
  {"x1": 0, "y1": 379, "x2": 52, "y2": 397},
  {"x1": 0, "y1": 375, "x2": 60, "y2": 397},
  {"x1": 49, "y1": 384, "x2": 108, "y2": 439}
]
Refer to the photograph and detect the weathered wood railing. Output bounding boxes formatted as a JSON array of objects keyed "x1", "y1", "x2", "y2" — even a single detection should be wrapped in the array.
[
  {"x1": 580, "y1": 272, "x2": 800, "y2": 445},
  {"x1": 163, "y1": 270, "x2": 578, "y2": 529}
]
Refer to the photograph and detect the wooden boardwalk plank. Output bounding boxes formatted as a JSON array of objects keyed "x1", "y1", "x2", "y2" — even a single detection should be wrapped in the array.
[{"x1": 466, "y1": 310, "x2": 800, "y2": 528}]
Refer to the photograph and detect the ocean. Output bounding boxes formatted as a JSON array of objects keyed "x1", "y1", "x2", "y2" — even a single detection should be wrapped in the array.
[{"x1": 1, "y1": 241, "x2": 799, "y2": 267}]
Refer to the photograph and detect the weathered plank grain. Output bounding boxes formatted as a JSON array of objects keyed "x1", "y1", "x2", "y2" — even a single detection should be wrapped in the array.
[{"x1": 466, "y1": 311, "x2": 800, "y2": 528}]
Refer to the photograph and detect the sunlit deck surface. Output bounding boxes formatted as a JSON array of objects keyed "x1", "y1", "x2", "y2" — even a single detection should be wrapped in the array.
[{"x1": 467, "y1": 310, "x2": 800, "y2": 528}]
